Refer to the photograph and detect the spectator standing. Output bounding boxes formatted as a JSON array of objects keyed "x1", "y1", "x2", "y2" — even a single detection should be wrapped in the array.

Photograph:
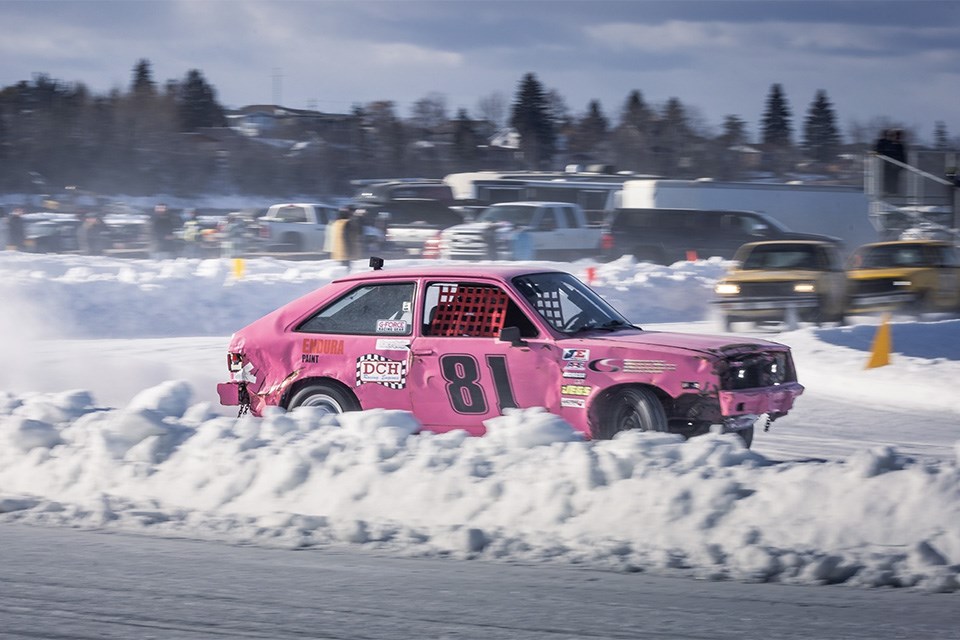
[
  {"x1": 181, "y1": 209, "x2": 203, "y2": 257},
  {"x1": 326, "y1": 207, "x2": 354, "y2": 267},
  {"x1": 7, "y1": 207, "x2": 26, "y2": 251},
  {"x1": 78, "y1": 213, "x2": 109, "y2": 255},
  {"x1": 0, "y1": 206, "x2": 7, "y2": 250},
  {"x1": 150, "y1": 203, "x2": 177, "y2": 259},
  {"x1": 219, "y1": 213, "x2": 247, "y2": 258},
  {"x1": 874, "y1": 129, "x2": 908, "y2": 196}
]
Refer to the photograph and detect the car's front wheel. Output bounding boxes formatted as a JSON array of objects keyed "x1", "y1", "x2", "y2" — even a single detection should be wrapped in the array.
[
  {"x1": 592, "y1": 386, "x2": 668, "y2": 439},
  {"x1": 287, "y1": 381, "x2": 360, "y2": 415}
]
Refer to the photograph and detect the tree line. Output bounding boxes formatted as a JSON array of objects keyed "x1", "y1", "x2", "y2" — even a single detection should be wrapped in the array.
[{"x1": 0, "y1": 59, "x2": 954, "y2": 200}]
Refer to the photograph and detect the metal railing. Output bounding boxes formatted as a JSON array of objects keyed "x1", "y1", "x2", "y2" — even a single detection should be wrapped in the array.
[{"x1": 865, "y1": 151, "x2": 958, "y2": 241}]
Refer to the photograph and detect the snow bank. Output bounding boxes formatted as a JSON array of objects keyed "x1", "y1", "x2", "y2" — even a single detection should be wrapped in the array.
[{"x1": 0, "y1": 383, "x2": 958, "y2": 592}]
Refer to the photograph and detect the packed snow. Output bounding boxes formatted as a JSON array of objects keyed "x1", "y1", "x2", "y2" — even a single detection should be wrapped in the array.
[{"x1": 1, "y1": 250, "x2": 958, "y2": 593}]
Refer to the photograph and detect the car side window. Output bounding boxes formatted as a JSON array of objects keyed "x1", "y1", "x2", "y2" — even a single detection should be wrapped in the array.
[
  {"x1": 296, "y1": 282, "x2": 416, "y2": 335},
  {"x1": 422, "y1": 282, "x2": 538, "y2": 338},
  {"x1": 277, "y1": 206, "x2": 308, "y2": 223}
]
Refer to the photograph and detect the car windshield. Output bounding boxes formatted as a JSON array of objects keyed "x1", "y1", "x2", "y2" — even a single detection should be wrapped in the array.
[
  {"x1": 741, "y1": 245, "x2": 820, "y2": 270},
  {"x1": 854, "y1": 244, "x2": 935, "y2": 268},
  {"x1": 478, "y1": 205, "x2": 537, "y2": 226},
  {"x1": 512, "y1": 272, "x2": 633, "y2": 334}
]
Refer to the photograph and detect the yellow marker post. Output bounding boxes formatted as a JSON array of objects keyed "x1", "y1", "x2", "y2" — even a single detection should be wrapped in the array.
[
  {"x1": 865, "y1": 313, "x2": 892, "y2": 369},
  {"x1": 232, "y1": 258, "x2": 246, "y2": 280}
]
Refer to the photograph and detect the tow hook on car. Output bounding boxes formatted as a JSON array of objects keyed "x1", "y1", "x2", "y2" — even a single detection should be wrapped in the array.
[{"x1": 237, "y1": 382, "x2": 251, "y2": 417}]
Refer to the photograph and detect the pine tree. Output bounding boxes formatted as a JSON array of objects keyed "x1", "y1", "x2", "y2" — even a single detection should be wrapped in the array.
[
  {"x1": 569, "y1": 100, "x2": 609, "y2": 157},
  {"x1": 612, "y1": 91, "x2": 654, "y2": 173},
  {"x1": 177, "y1": 69, "x2": 226, "y2": 132},
  {"x1": 802, "y1": 90, "x2": 840, "y2": 164},
  {"x1": 761, "y1": 83, "x2": 792, "y2": 147},
  {"x1": 131, "y1": 59, "x2": 156, "y2": 97},
  {"x1": 452, "y1": 108, "x2": 480, "y2": 167},
  {"x1": 509, "y1": 73, "x2": 556, "y2": 169}
]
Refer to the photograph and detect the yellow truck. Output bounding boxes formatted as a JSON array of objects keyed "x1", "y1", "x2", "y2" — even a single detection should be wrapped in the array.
[
  {"x1": 846, "y1": 240, "x2": 960, "y2": 315},
  {"x1": 713, "y1": 240, "x2": 848, "y2": 331}
]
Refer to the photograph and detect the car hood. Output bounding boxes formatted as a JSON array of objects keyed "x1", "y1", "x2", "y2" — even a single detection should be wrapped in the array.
[
  {"x1": 724, "y1": 269, "x2": 828, "y2": 282},
  {"x1": 571, "y1": 329, "x2": 789, "y2": 357},
  {"x1": 443, "y1": 221, "x2": 516, "y2": 235}
]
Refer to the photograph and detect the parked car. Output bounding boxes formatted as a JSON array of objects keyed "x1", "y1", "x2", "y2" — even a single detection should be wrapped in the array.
[
  {"x1": 712, "y1": 240, "x2": 848, "y2": 331},
  {"x1": 602, "y1": 208, "x2": 841, "y2": 264},
  {"x1": 439, "y1": 201, "x2": 607, "y2": 260},
  {"x1": 846, "y1": 240, "x2": 960, "y2": 315},
  {"x1": 258, "y1": 203, "x2": 339, "y2": 253},
  {"x1": 217, "y1": 261, "x2": 804, "y2": 447},
  {"x1": 351, "y1": 182, "x2": 467, "y2": 257}
]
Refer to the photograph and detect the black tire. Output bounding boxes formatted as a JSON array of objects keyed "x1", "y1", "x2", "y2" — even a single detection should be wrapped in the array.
[
  {"x1": 287, "y1": 381, "x2": 360, "y2": 415},
  {"x1": 593, "y1": 386, "x2": 668, "y2": 440}
]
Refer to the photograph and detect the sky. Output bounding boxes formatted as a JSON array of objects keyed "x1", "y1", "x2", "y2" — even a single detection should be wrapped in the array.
[
  {"x1": 2, "y1": 1, "x2": 960, "y2": 143},
  {"x1": 1, "y1": 244, "x2": 959, "y2": 593}
]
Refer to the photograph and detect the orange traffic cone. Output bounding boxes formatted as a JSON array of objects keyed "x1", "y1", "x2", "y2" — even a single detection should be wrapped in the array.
[{"x1": 865, "y1": 313, "x2": 892, "y2": 369}]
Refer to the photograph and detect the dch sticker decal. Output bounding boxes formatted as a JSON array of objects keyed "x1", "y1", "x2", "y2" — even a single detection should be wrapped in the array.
[
  {"x1": 561, "y1": 397, "x2": 586, "y2": 408},
  {"x1": 376, "y1": 319, "x2": 408, "y2": 333},
  {"x1": 356, "y1": 354, "x2": 409, "y2": 389}
]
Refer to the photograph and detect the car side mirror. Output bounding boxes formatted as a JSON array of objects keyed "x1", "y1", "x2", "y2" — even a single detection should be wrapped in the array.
[{"x1": 498, "y1": 326, "x2": 527, "y2": 347}]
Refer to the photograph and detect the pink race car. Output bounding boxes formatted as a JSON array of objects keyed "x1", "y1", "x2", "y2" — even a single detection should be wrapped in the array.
[{"x1": 218, "y1": 261, "x2": 803, "y2": 447}]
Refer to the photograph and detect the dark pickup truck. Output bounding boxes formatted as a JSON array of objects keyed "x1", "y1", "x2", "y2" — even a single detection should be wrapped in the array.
[{"x1": 602, "y1": 208, "x2": 840, "y2": 264}]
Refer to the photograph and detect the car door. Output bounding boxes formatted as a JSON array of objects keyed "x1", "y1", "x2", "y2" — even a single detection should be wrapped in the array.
[
  {"x1": 527, "y1": 206, "x2": 558, "y2": 259},
  {"x1": 407, "y1": 280, "x2": 559, "y2": 434},
  {"x1": 931, "y1": 244, "x2": 960, "y2": 309}
]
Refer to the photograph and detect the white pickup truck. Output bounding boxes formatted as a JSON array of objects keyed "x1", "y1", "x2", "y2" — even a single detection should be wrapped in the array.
[
  {"x1": 439, "y1": 201, "x2": 607, "y2": 260},
  {"x1": 258, "y1": 202, "x2": 339, "y2": 253}
]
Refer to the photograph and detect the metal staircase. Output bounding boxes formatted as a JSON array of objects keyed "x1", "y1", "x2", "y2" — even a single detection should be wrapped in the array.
[{"x1": 865, "y1": 150, "x2": 958, "y2": 243}]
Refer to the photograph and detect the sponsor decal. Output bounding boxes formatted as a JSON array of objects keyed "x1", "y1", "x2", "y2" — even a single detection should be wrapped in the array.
[
  {"x1": 376, "y1": 319, "x2": 408, "y2": 333},
  {"x1": 301, "y1": 338, "x2": 345, "y2": 362},
  {"x1": 563, "y1": 360, "x2": 586, "y2": 371},
  {"x1": 562, "y1": 371, "x2": 586, "y2": 379},
  {"x1": 356, "y1": 354, "x2": 408, "y2": 389},
  {"x1": 562, "y1": 348, "x2": 590, "y2": 362},
  {"x1": 588, "y1": 358, "x2": 619, "y2": 372},
  {"x1": 560, "y1": 384, "x2": 591, "y2": 397},
  {"x1": 375, "y1": 338, "x2": 410, "y2": 351},
  {"x1": 561, "y1": 397, "x2": 586, "y2": 408},
  {"x1": 622, "y1": 359, "x2": 677, "y2": 373},
  {"x1": 588, "y1": 358, "x2": 677, "y2": 373}
]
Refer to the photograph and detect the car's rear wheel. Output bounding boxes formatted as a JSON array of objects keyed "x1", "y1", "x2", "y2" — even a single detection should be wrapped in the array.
[
  {"x1": 592, "y1": 386, "x2": 668, "y2": 439},
  {"x1": 287, "y1": 381, "x2": 360, "y2": 415}
]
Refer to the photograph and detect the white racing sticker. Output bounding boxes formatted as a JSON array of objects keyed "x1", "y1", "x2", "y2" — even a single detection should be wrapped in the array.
[{"x1": 375, "y1": 338, "x2": 410, "y2": 351}]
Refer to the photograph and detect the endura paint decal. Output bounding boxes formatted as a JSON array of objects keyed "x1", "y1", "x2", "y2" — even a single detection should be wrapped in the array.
[
  {"x1": 301, "y1": 338, "x2": 344, "y2": 355},
  {"x1": 356, "y1": 354, "x2": 409, "y2": 389},
  {"x1": 375, "y1": 338, "x2": 410, "y2": 351},
  {"x1": 562, "y1": 371, "x2": 586, "y2": 379}
]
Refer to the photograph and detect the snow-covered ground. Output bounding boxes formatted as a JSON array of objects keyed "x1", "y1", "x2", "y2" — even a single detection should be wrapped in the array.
[{"x1": 1, "y1": 251, "x2": 958, "y2": 593}]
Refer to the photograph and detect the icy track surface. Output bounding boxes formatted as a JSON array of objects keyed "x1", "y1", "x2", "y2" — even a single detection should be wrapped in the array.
[{"x1": 1, "y1": 252, "x2": 959, "y2": 592}]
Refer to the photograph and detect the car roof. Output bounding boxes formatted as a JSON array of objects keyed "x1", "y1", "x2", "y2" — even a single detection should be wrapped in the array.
[
  {"x1": 333, "y1": 263, "x2": 565, "y2": 283},
  {"x1": 742, "y1": 239, "x2": 839, "y2": 248},
  {"x1": 858, "y1": 239, "x2": 954, "y2": 249},
  {"x1": 489, "y1": 201, "x2": 577, "y2": 207}
]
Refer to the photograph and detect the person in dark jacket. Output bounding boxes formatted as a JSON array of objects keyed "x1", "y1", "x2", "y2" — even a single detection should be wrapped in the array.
[
  {"x1": 7, "y1": 207, "x2": 26, "y2": 250},
  {"x1": 150, "y1": 203, "x2": 177, "y2": 259}
]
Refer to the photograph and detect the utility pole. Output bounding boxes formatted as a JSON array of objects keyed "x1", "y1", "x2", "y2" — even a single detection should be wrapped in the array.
[{"x1": 272, "y1": 67, "x2": 283, "y2": 107}]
